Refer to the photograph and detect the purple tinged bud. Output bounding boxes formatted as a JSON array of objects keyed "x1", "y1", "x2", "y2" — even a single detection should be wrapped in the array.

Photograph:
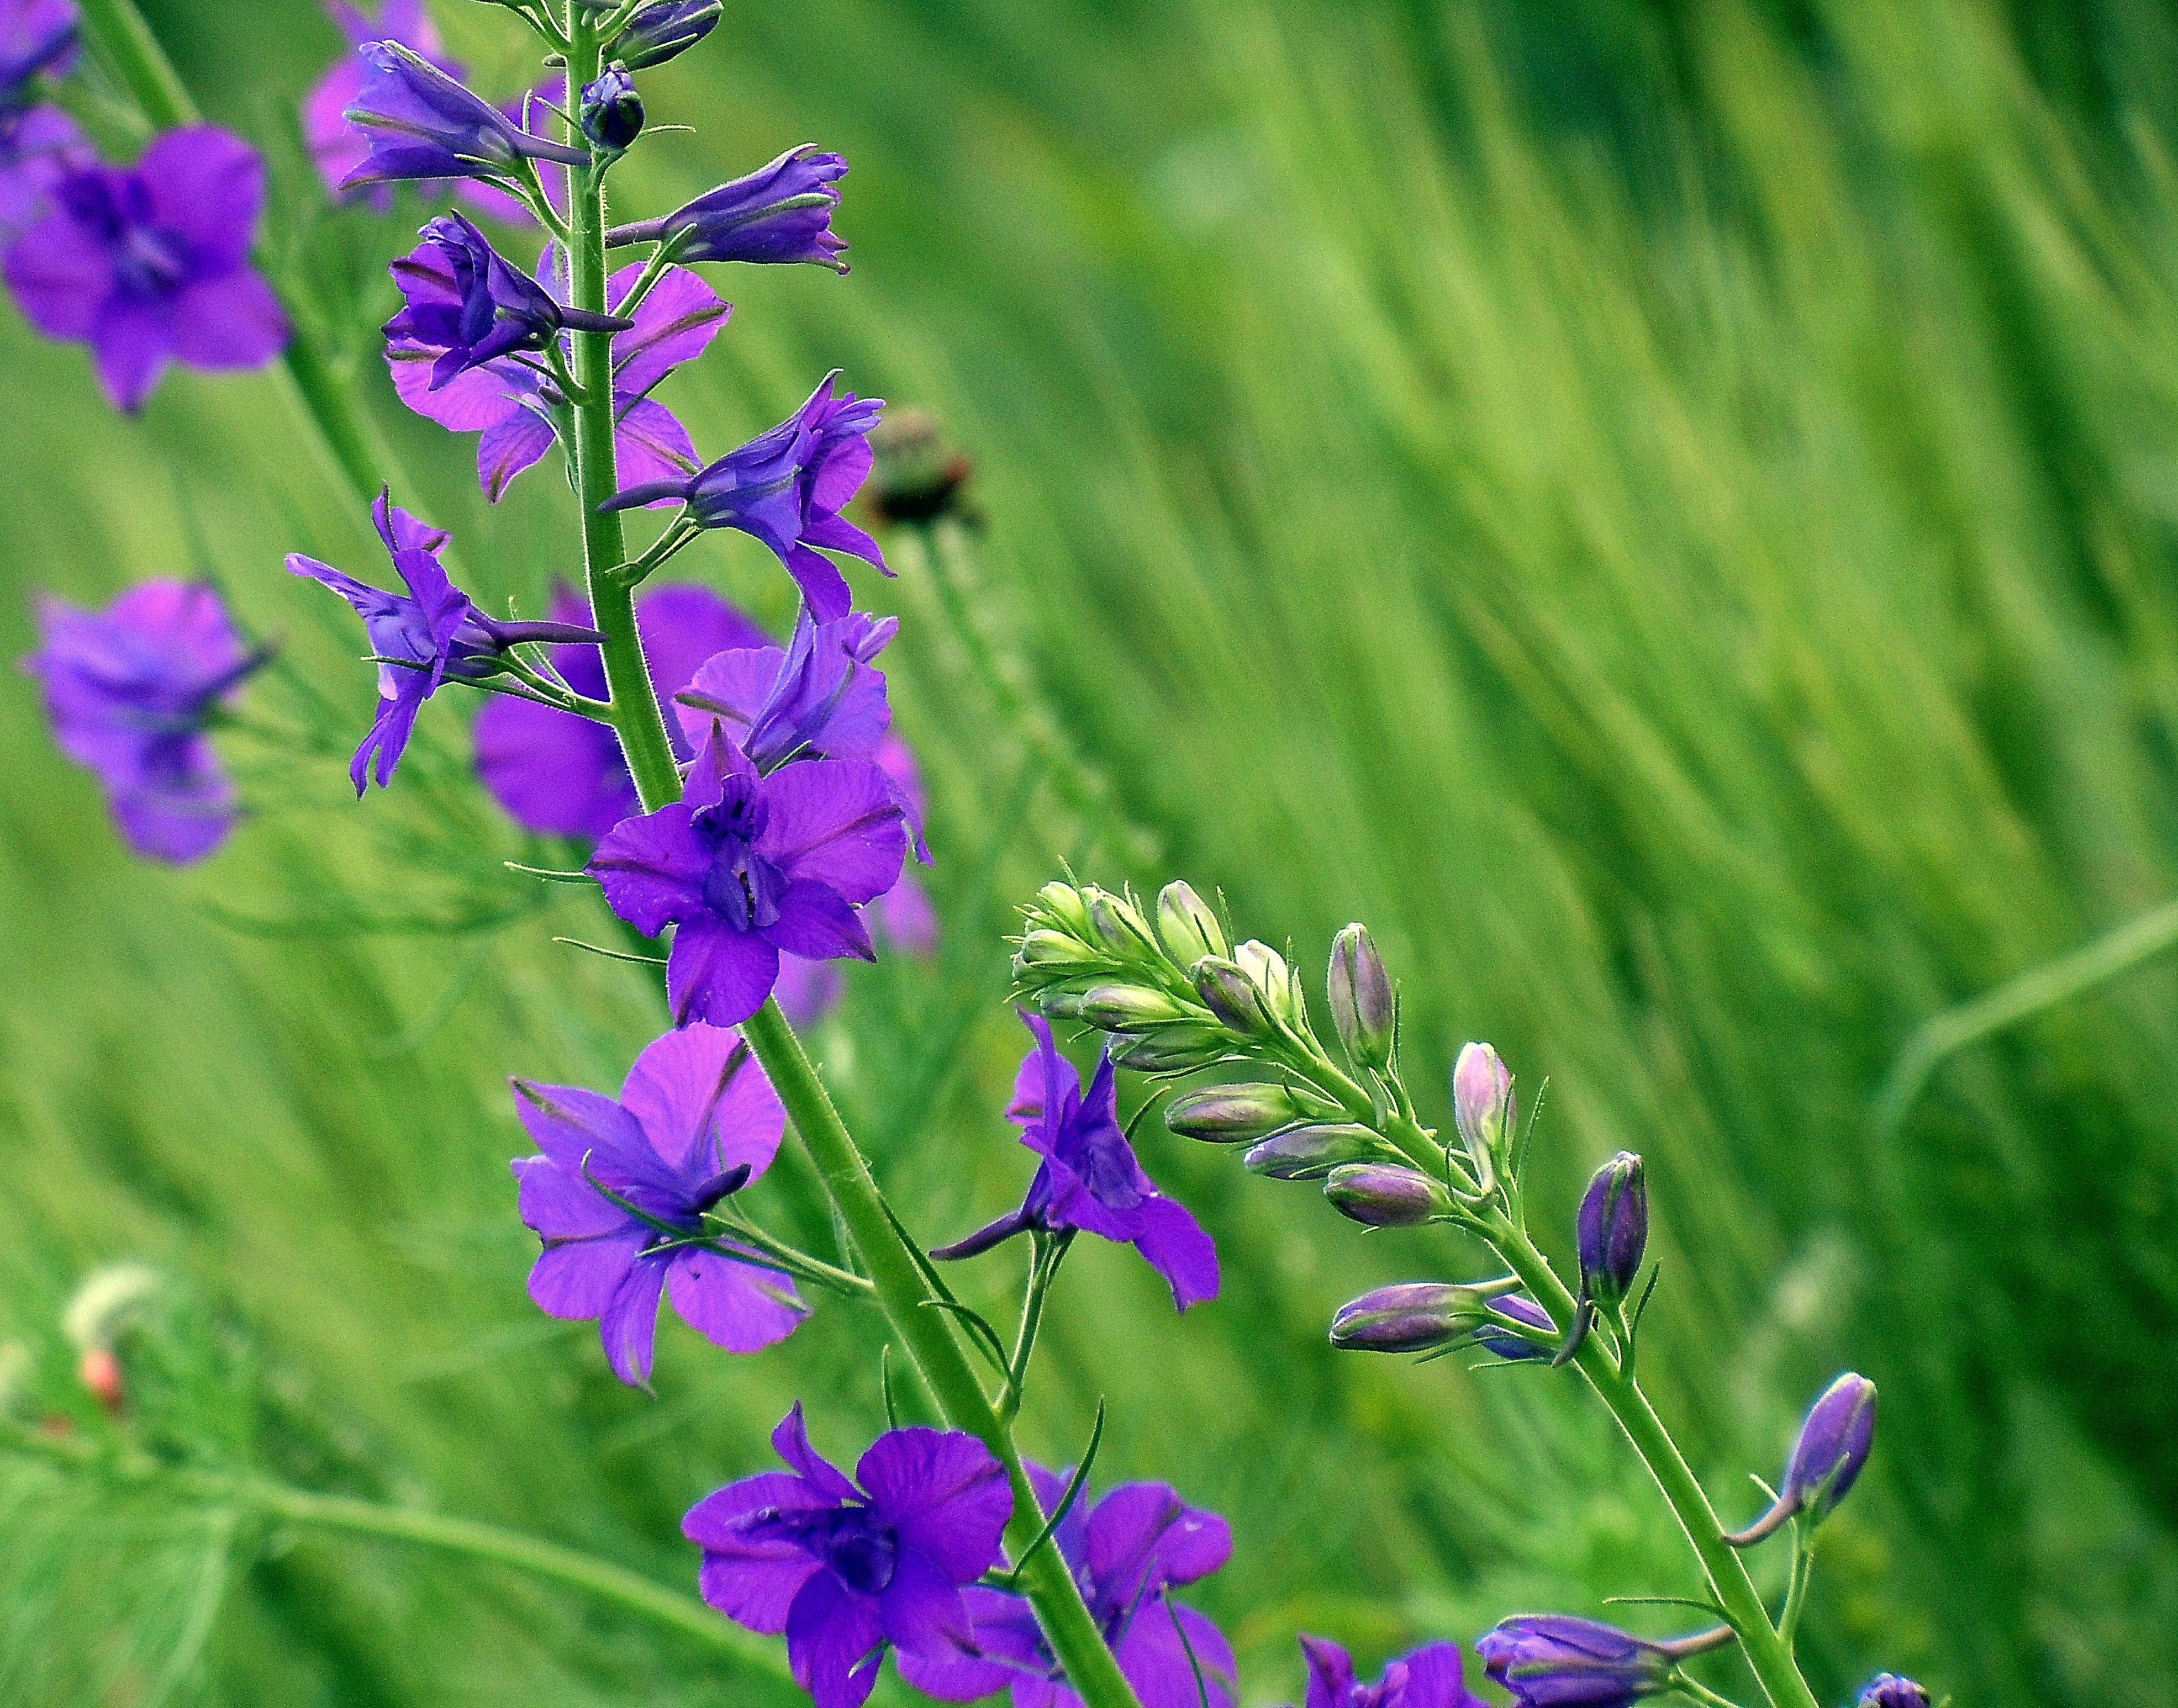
[
  {"x1": 1017, "y1": 928, "x2": 1099, "y2": 966},
  {"x1": 1164, "y1": 1083, "x2": 1305, "y2": 1143},
  {"x1": 1857, "y1": 1675, "x2": 1929, "y2": 1708},
  {"x1": 1242, "y1": 1123, "x2": 1385, "y2": 1181},
  {"x1": 1452, "y1": 1041, "x2": 1515, "y2": 1189},
  {"x1": 1475, "y1": 1616, "x2": 1691, "y2": 1708},
  {"x1": 1235, "y1": 940, "x2": 1299, "y2": 1025},
  {"x1": 1330, "y1": 1282, "x2": 1495, "y2": 1352},
  {"x1": 610, "y1": 0, "x2": 722, "y2": 70},
  {"x1": 607, "y1": 142, "x2": 847, "y2": 269},
  {"x1": 1195, "y1": 956, "x2": 1274, "y2": 1036},
  {"x1": 1327, "y1": 923, "x2": 1395, "y2": 1069},
  {"x1": 1325, "y1": 1162, "x2": 1450, "y2": 1226},
  {"x1": 579, "y1": 64, "x2": 644, "y2": 152},
  {"x1": 1575, "y1": 1151, "x2": 1647, "y2": 1310},
  {"x1": 1726, "y1": 1372, "x2": 1879, "y2": 1546},
  {"x1": 1078, "y1": 983, "x2": 1190, "y2": 1032},
  {"x1": 1110, "y1": 1023, "x2": 1231, "y2": 1074},
  {"x1": 1085, "y1": 887, "x2": 1155, "y2": 956},
  {"x1": 1157, "y1": 880, "x2": 1227, "y2": 964},
  {"x1": 1473, "y1": 1294, "x2": 1556, "y2": 1361}
]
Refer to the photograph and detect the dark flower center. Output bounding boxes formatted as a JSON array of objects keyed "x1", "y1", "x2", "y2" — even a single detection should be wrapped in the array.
[
  {"x1": 694, "y1": 776, "x2": 784, "y2": 931},
  {"x1": 59, "y1": 172, "x2": 189, "y2": 302},
  {"x1": 752, "y1": 1505, "x2": 898, "y2": 1597}
]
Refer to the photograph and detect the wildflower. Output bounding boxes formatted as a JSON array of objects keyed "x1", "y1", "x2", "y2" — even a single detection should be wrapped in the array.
[
  {"x1": 608, "y1": 142, "x2": 847, "y2": 269},
  {"x1": 24, "y1": 578, "x2": 269, "y2": 863},
  {"x1": 1292, "y1": 1634, "x2": 1489, "y2": 1708},
  {"x1": 1575, "y1": 1152, "x2": 1647, "y2": 1311},
  {"x1": 0, "y1": 103, "x2": 87, "y2": 244},
  {"x1": 340, "y1": 40, "x2": 586, "y2": 192},
  {"x1": 1857, "y1": 1675, "x2": 1930, "y2": 1708},
  {"x1": 389, "y1": 257, "x2": 725, "y2": 501},
  {"x1": 579, "y1": 64, "x2": 643, "y2": 153},
  {"x1": 1726, "y1": 1372, "x2": 1878, "y2": 1546},
  {"x1": 510, "y1": 1023, "x2": 800, "y2": 1385},
  {"x1": 1451, "y1": 1041, "x2": 1513, "y2": 1191},
  {"x1": 1474, "y1": 1616, "x2": 1680, "y2": 1708},
  {"x1": 588, "y1": 722, "x2": 909, "y2": 1026},
  {"x1": 3, "y1": 126, "x2": 287, "y2": 413},
  {"x1": 287, "y1": 489, "x2": 605, "y2": 794},
  {"x1": 0, "y1": 0, "x2": 75, "y2": 115},
  {"x1": 609, "y1": 0, "x2": 721, "y2": 70},
  {"x1": 674, "y1": 605, "x2": 898, "y2": 776},
  {"x1": 930, "y1": 1011, "x2": 1219, "y2": 1312},
  {"x1": 384, "y1": 212, "x2": 630, "y2": 388},
  {"x1": 684, "y1": 1403, "x2": 1012, "y2": 1708},
  {"x1": 1242, "y1": 1123, "x2": 1388, "y2": 1180},
  {"x1": 603, "y1": 371, "x2": 886, "y2": 620},
  {"x1": 474, "y1": 582, "x2": 764, "y2": 838},
  {"x1": 1326, "y1": 923, "x2": 1395, "y2": 1070},
  {"x1": 898, "y1": 1465, "x2": 1235, "y2": 1708},
  {"x1": 1330, "y1": 1282, "x2": 1505, "y2": 1353},
  {"x1": 1470, "y1": 1293, "x2": 1555, "y2": 1362}
]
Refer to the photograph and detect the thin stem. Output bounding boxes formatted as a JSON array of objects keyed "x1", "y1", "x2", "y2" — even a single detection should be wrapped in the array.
[
  {"x1": 1000, "y1": 1231, "x2": 1070, "y2": 1421},
  {"x1": 1778, "y1": 1519, "x2": 1814, "y2": 1649}
]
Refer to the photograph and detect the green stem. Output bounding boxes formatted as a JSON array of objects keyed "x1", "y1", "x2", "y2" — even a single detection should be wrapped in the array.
[
  {"x1": 1483, "y1": 1215, "x2": 1821, "y2": 1708},
  {"x1": 742, "y1": 999, "x2": 1143, "y2": 1708}
]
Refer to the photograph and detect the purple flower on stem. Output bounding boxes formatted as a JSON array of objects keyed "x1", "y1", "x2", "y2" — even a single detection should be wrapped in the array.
[
  {"x1": 0, "y1": 102, "x2": 88, "y2": 245},
  {"x1": 898, "y1": 1464, "x2": 1235, "y2": 1708},
  {"x1": 674, "y1": 605, "x2": 897, "y2": 775},
  {"x1": 588, "y1": 722, "x2": 909, "y2": 1026},
  {"x1": 1290, "y1": 1635, "x2": 1488, "y2": 1708},
  {"x1": 383, "y1": 211, "x2": 630, "y2": 388},
  {"x1": 1474, "y1": 1617, "x2": 1685, "y2": 1708},
  {"x1": 684, "y1": 1403, "x2": 1012, "y2": 1708},
  {"x1": 340, "y1": 39, "x2": 585, "y2": 193},
  {"x1": 3, "y1": 126, "x2": 287, "y2": 413},
  {"x1": 931, "y1": 1011, "x2": 1219, "y2": 1313},
  {"x1": 0, "y1": 0, "x2": 75, "y2": 115},
  {"x1": 608, "y1": 143, "x2": 848, "y2": 269},
  {"x1": 602, "y1": 371, "x2": 888, "y2": 621},
  {"x1": 23, "y1": 578, "x2": 269, "y2": 863},
  {"x1": 510, "y1": 1022, "x2": 800, "y2": 1385},
  {"x1": 287, "y1": 489, "x2": 605, "y2": 794},
  {"x1": 389, "y1": 257, "x2": 725, "y2": 501},
  {"x1": 1857, "y1": 1675, "x2": 1930, "y2": 1708},
  {"x1": 1725, "y1": 1372, "x2": 1878, "y2": 1546},
  {"x1": 476, "y1": 581, "x2": 764, "y2": 838}
]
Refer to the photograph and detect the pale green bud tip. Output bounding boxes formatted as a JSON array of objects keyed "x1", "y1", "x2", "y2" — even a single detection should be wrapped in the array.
[
  {"x1": 1194, "y1": 956, "x2": 1274, "y2": 1036},
  {"x1": 1156, "y1": 880, "x2": 1227, "y2": 964},
  {"x1": 1085, "y1": 887, "x2": 1156, "y2": 955},
  {"x1": 1032, "y1": 880, "x2": 1092, "y2": 935},
  {"x1": 1327, "y1": 923, "x2": 1394, "y2": 1069},
  {"x1": 1079, "y1": 983, "x2": 1190, "y2": 1032}
]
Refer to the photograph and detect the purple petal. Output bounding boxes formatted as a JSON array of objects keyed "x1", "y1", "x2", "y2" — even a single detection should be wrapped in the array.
[
  {"x1": 878, "y1": 1546, "x2": 974, "y2": 1656},
  {"x1": 139, "y1": 126, "x2": 264, "y2": 271},
  {"x1": 610, "y1": 262, "x2": 729, "y2": 395},
  {"x1": 666, "y1": 913, "x2": 781, "y2": 1028},
  {"x1": 782, "y1": 543, "x2": 855, "y2": 623},
  {"x1": 479, "y1": 404, "x2": 557, "y2": 501},
  {"x1": 386, "y1": 339, "x2": 530, "y2": 431},
  {"x1": 1087, "y1": 1484, "x2": 1231, "y2": 1601},
  {"x1": 110, "y1": 779, "x2": 236, "y2": 864},
  {"x1": 1115, "y1": 1601, "x2": 1234, "y2": 1708},
  {"x1": 1392, "y1": 1643, "x2": 1478, "y2": 1708},
  {"x1": 590, "y1": 802, "x2": 708, "y2": 934},
  {"x1": 170, "y1": 269, "x2": 287, "y2": 370},
  {"x1": 91, "y1": 300, "x2": 172, "y2": 414},
  {"x1": 786, "y1": 1570, "x2": 885, "y2": 1708},
  {"x1": 878, "y1": 875, "x2": 936, "y2": 954},
  {"x1": 508, "y1": 1077, "x2": 669, "y2": 1192},
  {"x1": 526, "y1": 1228, "x2": 647, "y2": 1321},
  {"x1": 1301, "y1": 1636, "x2": 1356, "y2": 1708},
  {"x1": 773, "y1": 954, "x2": 844, "y2": 1027},
  {"x1": 893, "y1": 1586, "x2": 1045, "y2": 1705},
  {"x1": 856, "y1": 1428, "x2": 1011, "y2": 1585},
  {"x1": 767, "y1": 879, "x2": 876, "y2": 963},
  {"x1": 1129, "y1": 1196, "x2": 1221, "y2": 1314},
  {"x1": 598, "y1": 1255, "x2": 667, "y2": 1384},
  {"x1": 689, "y1": 1483, "x2": 827, "y2": 1631},
  {"x1": 635, "y1": 584, "x2": 769, "y2": 706},
  {"x1": 757, "y1": 758, "x2": 907, "y2": 905},
  {"x1": 674, "y1": 645, "x2": 782, "y2": 752},
  {"x1": 620, "y1": 1021, "x2": 783, "y2": 1180},
  {"x1": 351, "y1": 676, "x2": 424, "y2": 792},
  {"x1": 1008, "y1": 1011, "x2": 1081, "y2": 1132},
  {"x1": 614, "y1": 394, "x2": 701, "y2": 492},
  {"x1": 805, "y1": 508, "x2": 888, "y2": 574},
  {"x1": 473, "y1": 695, "x2": 632, "y2": 838},
  {"x1": 771, "y1": 1401, "x2": 861, "y2": 1504},
  {"x1": 511, "y1": 1152, "x2": 626, "y2": 1242},
  {"x1": 666, "y1": 1247, "x2": 804, "y2": 1353},
  {"x1": 2, "y1": 202, "x2": 108, "y2": 337}
]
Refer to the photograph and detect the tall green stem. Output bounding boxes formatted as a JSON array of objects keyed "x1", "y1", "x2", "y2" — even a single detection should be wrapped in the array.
[
  {"x1": 563, "y1": 6, "x2": 681, "y2": 812},
  {"x1": 1482, "y1": 1215, "x2": 1820, "y2": 1708}
]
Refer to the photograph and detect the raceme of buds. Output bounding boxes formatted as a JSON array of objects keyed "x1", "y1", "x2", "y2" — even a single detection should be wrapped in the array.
[
  {"x1": 609, "y1": 0, "x2": 723, "y2": 70},
  {"x1": 579, "y1": 64, "x2": 644, "y2": 153},
  {"x1": 1164, "y1": 1083, "x2": 1308, "y2": 1144},
  {"x1": 1326, "y1": 922, "x2": 1394, "y2": 1069},
  {"x1": 1452, "y1": 1041, "x2": 1515, "y2": 1190},
  {"x1": 1576, "y1": 1150, "x2": 1648, "y2": 1310},
  {"x1": 1329, "y1": 1281, "x2": 1509, "y2": 1352},
  {"x1": 1157, "y1": 879, "x2": 1227, "y2": 965},
  {"x1": 1857, "y1": 1676, "x2": 1931, "y2": 1708},
  {"x1": 1242, "y1": 1123, "x2": 1391, "y2": 1181},
  {"x1": 1325, "y1": 1162, "x2": 1451, "y2": 1226},
  {"x1": 1726, "y1": 1371, "x2": 1878, "y2": 1546}
]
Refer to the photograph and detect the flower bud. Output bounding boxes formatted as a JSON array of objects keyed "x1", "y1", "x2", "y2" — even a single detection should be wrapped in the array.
[
  {"x1": 1085, "y1": 887, "x2": 1155, "y2": 956},
  {"x1": 1330, "y1": 1281, "x2": 1494, "y2": 1352},
  {"x1": 1016, "y1": 928, "x2": 1099, "y2": 967},
  {"x1": 1726, "y1": 1371, "x2": 1878, "y2": 1546},
  {"x1": 1157, "y1": 880, "x2": 1227, "y2": 964},
  {"x1": 1325, "y1": 1162, "x2": 1451, "y2": 1226},
  {"x1": 1032, "y1": 880, "x2": 1093, "y2": 937},
  {"x1": 1857, "y1": 1677, "x2": 1929, "y2": 1708},
  {"x1": 1194, "y1": 956, "x2": 1274, "y2": 1036},
  {"x1": 1471, "y1": 1293, "x2": 1555, "y2": 1361},
  {"x1": 610, "y1": 0, "x2": 724, "y2": 70},
  {"x1": 1110, "y1": 1023, "x2": 1231, "y2": 1074},
  {"x1": 1476, "y1": 1616, "x2": 1701, "y2": 1705},
  {"x1": 1241, "y1": 1123, "x2": 1384, "y2": 1180},
  {"x1": 1575, "y1": 1150, "x2": 1647, "y2": 1310},
  {"x1": 1327, "y1": 923, "x2": 1394, "y2": 1069},
  {"x1": 1234, "y1": 940, "x2": 1300, "y2": 1026},
  {"x1": 1164, "y1": 1083, "x2": 1305, "y2": 1143},
  {"x1": 579, "y1": 64, "x2": 645, "y2": 152},
  {"x1": 1077, "y1": 983, "x2": 1189, "y2": 1033},
  {"x1": 1452, "y1": 1041, "x2": 1514, "y2": 1189},
  {"x1": 866, "y1": 408, "x2": 978, "y2": 527}
]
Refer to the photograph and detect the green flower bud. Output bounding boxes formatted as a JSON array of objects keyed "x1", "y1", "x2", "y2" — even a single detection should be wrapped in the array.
[
  {"x1": 1327, "y1": 923, "x2": 1395, "y2": 1070},
  {"x1": 1085, "y1": 887, "x2": 1156, "y2": 956},
  {"x1": 1165, "y1": 1083, "x2": 1306, "y2": 1143},
  {"x1": 1078, "y1": 983, "x2": 1191, "y2": 1033},
  {"x1": 1157, "y1": 880, "x2": 1227, "y2": 964},
  {"x1": 1235, "y1": 940, "x2": 1300, "y2": 1026},
  {"x1": 1242, "y1": 1123, "x2": 1386, "y2": 1180},
  {"x1": 1017, "y1": 928, "x2": 1100, "y2": 967},
  {"x1": 1194, "y1": 956, "x2": 1274, "y2": 1037},
  {"x1": 1032, "y1": 880, "x2": 1093, "y2": 936},
  {"x1": 1111, "y1": 1023, "x2": 1232, "y2": 1073}
]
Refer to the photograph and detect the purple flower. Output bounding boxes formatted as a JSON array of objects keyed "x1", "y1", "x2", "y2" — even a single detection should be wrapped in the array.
[
  {"x1": 588, "y1": 723, "x2": 909, "y2": 1026},
  {"x1": 0, "y1": 102, "x2": 88, "y2": 245},
  {"x1": 0, "y1": 0, "x2": 75, "y2": 116},
  {"x1": 1292, "y1": 1635, "x2": 1488, "y2": 1708},
  {"x1": 684, "y1": 1404, "x2": 1013, "y2": 1708},
  {"x1": 3, "y1": 126, "x2": 287, "y2": 413},
  {"x1": 383, "y1": 211, "x2": 629, "y2": 388},
  {"x1": 1574, "y1": 1151, "x2": 1646, "y2": 1311},
  {"x1": 340, "y1": 39, "x2": 586, "y2": 192},
  {"x1": 897, "y1": 1464, "x2": 1235, "y2": 1708},
  {"x1": 1857, "y1": 1675, "x2": 1929, "y2": 1708},
  {"x1": 608, "y1": 142, "x2": 847, "y2": 269},
  {"x1": 287, "y1": 489, "x2": 605, "y2": 794},
  {"x1": 1470, "y1": 1293, "x2": 1555, "y2": 1362},
  {"x1": 931, "y1": 1011, "x2": 1219, "y2": 1313},
  {"x1": 510, "y1": 1022, "x2": 800, "y2": 1385},
  {"x1": 610, "y1": 0, "x2": 721, "y2": 71},
  {"x1": 476, "y1": 581, "x2": 765, "y2": 839},
  {"x1": 1474, "y1": 1617, "x2": 1678, "y2": 1708},
  {"x1": 602, "y1": 371, "x2": 887, "y2": 621},
  {"x1": 674, "y1": 605, "x2": 897, "y2": 775},
  {"x1": 388, "y1": 257, "x2": 725, "y2": 501},
  {"x1": 1726, "y1": 1372, "x2": 1878, "y2": 1545},
  {"x1": 23, "y1": 578, "x2": 268, "y2": 863}
]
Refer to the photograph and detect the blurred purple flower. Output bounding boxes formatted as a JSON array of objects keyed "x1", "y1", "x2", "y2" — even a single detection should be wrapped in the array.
[
  {"x1": 0, "y1": 103, "x2": 88, "y2": 244},
  {"x1": 684, "y1": 1403, "x2": 1012, "y2": 1708},
  {"x1": 588, "y1": 723, "x2": 909, "y2": 1026},
  {"x1": 609, "y1": 143, "x2": 848, "y2": 269},
  {"x1": 1857, "y1": 1675, "x2": 1929, "y2": 1708},
  {"x1": 510, "y1": 1022, "x2": 800, "y2": 1385},
  {"x1": 898, "y1": 1464, "x2": 1235, "y2": 1708},
  {"x1": 602, "y1": 370, "x2": 887, "y2": 620},
  {"x1": 23, "y1": 578, "x2": 268, "y2": 863},
  {"x1": 3, "y1": 126, "x2": 287, "y2": 412},
  {"x1": 388, "y1": 257, "x2": 725, "y2": 501},
  {"x1": 475, "y1": 580, "x2": 766, "y2": 839},
  {"x1": 287, "y1": 489, "x2": 604, "y2": 794},
  {"x1": 931, "y1": 1011, "x2": 1219, "y2": 1313},
  {"x1": 0, "y1": 0, "x2": 75, "y2": 115},
  {"x1": 1475, "y1": 1617, "x2": 1678, "y2": 1708},
  {"x1": 1292, "y1": 1635, "x2": 1488, "y2": 1708},
  {"x1": 340, "y1": 39, "x2": 585, "y2": 193},
  {"x1": 383, "y1": 211, "x2": 630, "y2": 388}
]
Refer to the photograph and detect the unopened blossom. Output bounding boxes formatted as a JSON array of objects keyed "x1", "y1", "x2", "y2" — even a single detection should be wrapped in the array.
[
  {"x1": 684, "y1": 1403, "x2": 1012, "y2": 1708},
  {"x1": 24, "y1": 578, "x2": 268, "y2": 862},
  {"x1": 1451, "y1": 1040, "x2": 1513, "y2": 1189},
  {"x1": 931, "y1": 1011, "x2": 1219, "y2": 1313},
  {"x1": 579, "y1": 64, "x2": 643, "y2": 152},
  {"x1": 1475, "y1": 1617, "x2": 1679, "y2": 1708},
  {"x1": 287, "y1": 490, "x2": 604, "y2": 793},
  {"x1": 609, "y1": 0, "x2": 721, "y2": 70},
  {"x1": 1575, "y1": 1151, "x2": 1646, "y2": 1310},
  {"x1": 389, "y1": 258, "x2": 726, "y2": 501},
  {"x1": 1292, "y1": 1634, "x2": 1488, "y2": 1708},
  {"x1": 0, "y1": 103, "x2": 87, "y2": 246},
  {"x1": 340, "y1": 40, "x2": 585, "y2": 192},
  {"x1": 1470, "y1": 1293, "x2": 1555, "y2": 1362},
  {"x1": 1726, "y1": 1372, "x2": 1878, "y2": 1545},
  {"x1": 0, "y1": 0, "x2": 75, "y2": 114},
  {"x1": 1857, "y1": 1675, "x2": 1929, "y2": 1708},
  {"x1": 1330, "y1": 1282, "x2": 1499, "y2": 1354},
  {"x1": 899, "y1": 1464, "x2": 1236, "y2": 1708},
  {"x1": 510, "y1": 1023, "x2": 799, "y2": 1384},
  {"x1": 588, "y1": 722, "x2": 909, "y2": 1025},
  {"x1": 3, "y1": 126, "x2": 287, "y2": 412},
  {"x1": 384, "y1": 212, "x2": 630, "y2": 388},
  {"x1": 602, "y1": 370, "x2": 887, "y2": 620},
  {"x1": 475, "y1": 582, "x2": 764, "y2": 838},
  {"x1": 608, "y1": 142, "x2": 847, "y2": 269}
]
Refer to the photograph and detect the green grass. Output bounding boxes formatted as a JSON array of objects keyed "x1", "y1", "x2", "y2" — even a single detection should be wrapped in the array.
[{"x1": 3, "y1": 1, "x2": 2177, "y2": 1703}]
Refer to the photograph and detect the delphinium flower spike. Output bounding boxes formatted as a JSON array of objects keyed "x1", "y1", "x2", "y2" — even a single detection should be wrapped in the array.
[
  {"x1": 339, "y1": 40, "x2": 586, "y2": 195},
  {"x1": 607, "y1": 143, "x2": 848, "y2": 269},
  {"x1": 898, "y1": 1464, "x2": 1237, "y2": 1708},
  {"x1": 1725, "y1": 1372, "x2": 1878, "y2": 1546},
  {"x1": 683, "y1": 1403, "x2": 1013, "y2": 1708},
  {"x1": 287, "y1": 489, "x2": 605, "y2": 793},
  {"x1": 3, "y1": 126, "x2": 288, "y2": 412},
  {"x1": 930, "y1": 1010, "x2": 1220, "y2": 1313},
  {"x1": 510, "y1": 1023, "x2": 803, "y2": 1385},
  {"x1": 1288, "y1": 1633, "x2": 1489, "y2": 1708},
  {"x1": 24, "y1": 579, "x2": 271, "y2": 862}
]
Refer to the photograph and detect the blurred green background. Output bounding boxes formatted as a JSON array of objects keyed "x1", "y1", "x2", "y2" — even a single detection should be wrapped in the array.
[{"x1": 4, "y1": 0, "x2": 2177, "y2": 1702}]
